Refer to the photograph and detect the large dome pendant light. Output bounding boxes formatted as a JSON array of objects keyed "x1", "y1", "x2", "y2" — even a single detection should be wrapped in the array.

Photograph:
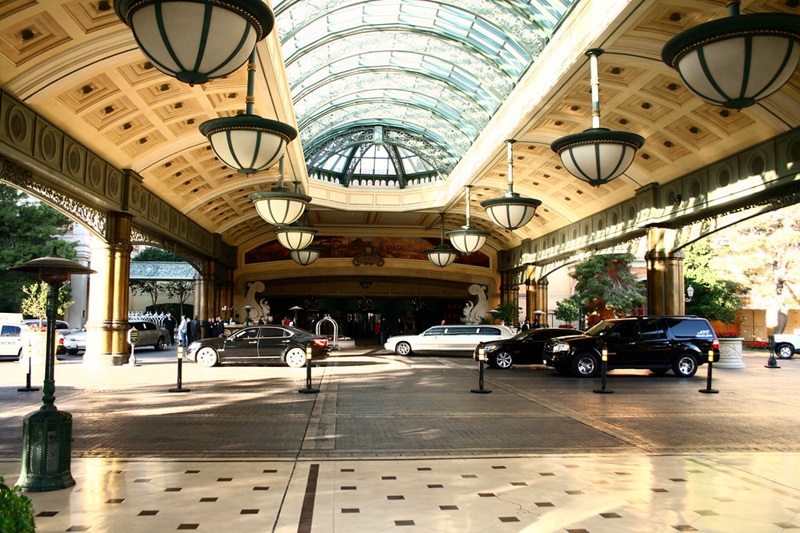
[
  {"x1": 249, "y1": 160, "x2": 311, "y2": 226},
  {"x1": 114, "y1": 0, "x2": 274, "y2": 85},
  {"x1": 200, "y1": 51, "x2": 298, "y2": 175},
  {"x1": 481, "y1": 140, "x2": 541, "y2": 230},
  {"x1": 290, "y1": 246, "x2": 321, "y2": 266},
  {"x1": 661, "y1": 0, "x2": 800, "y2": 110},
  {"x1": 551, "y1": 49, "x2": 644, "y2": 187},
  {"x1": 274, "y1": 211, "x2": 317, "y2": 251},
  {"x1": 447, "y1": 186, "x2": 489, "y2": 254},
  {"x1": 426, "y1": 213, "x2": 458, "y2": 268}
]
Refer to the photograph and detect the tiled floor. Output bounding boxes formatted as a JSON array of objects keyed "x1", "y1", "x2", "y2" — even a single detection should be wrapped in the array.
[
  {"x1": 3, "y1": 453, "x2": 800, "y2": 532},
  {"x1": 3, "y1": 347, "x2": 800, "y2": 531}
]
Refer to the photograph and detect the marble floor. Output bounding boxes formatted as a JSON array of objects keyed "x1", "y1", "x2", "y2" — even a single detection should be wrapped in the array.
[{"x1": 3, "y1": 452, "x2": 800, "y2": 532}]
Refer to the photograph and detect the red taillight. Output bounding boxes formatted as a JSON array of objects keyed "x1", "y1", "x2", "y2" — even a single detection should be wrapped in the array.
[
  {"x1": 712, "y1": 339, "x2": 719, "y2": 349},
  {"x1": 58, "y1": 336, "x2": 65, "y2": 345},
  {"x1": 313, "y1": 338, "x2": 328, "y2": 347}
]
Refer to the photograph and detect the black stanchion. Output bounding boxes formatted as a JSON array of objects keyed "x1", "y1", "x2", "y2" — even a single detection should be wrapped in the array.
[
  {"x1": 168, "y1": 346, "x2": 190, "y2": 393},
  {"x1": 471, "y1": 347, "x2": 492, "y2": 394},
  {"x1": 699, "y1": 349, "x2": 719, "y2": 394},
  {"x1": 765, "y1": 334, "x2": 780, "y2": 369},
  {"x1": 298, "y1": 346, "x2": 319, "y2": 394},
  {"x1": 593, "y1": 347, "x2": 613, "y2": 394},
  {"x1": 18, "y1": 351, "x2": 40, "y2": 392}
]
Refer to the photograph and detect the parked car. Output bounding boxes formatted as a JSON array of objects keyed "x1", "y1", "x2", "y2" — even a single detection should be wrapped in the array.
[
  {"x1": 128, "y1": 320, "x2": 169, "y2": 351},
  {"x1": 384, "y1": 324, "x2": 516, "y2": 356},
  {"x1": 185, "y1": 325, "x2": 330, "y2": 368},
  {"x1": 475, "y1": 327, "x2": 583, "y2": 369},
  {"x1": 0, "y1": 321, "x2": 26, "y2": 359},
  {"x1": 24, "y1": 319, "x2": 77, "y2": 335},
  {"x1": 543, "y1": 316, "x2": 720, "y2": 378},
  {"x1": 773, "y1": 332, "x2": 800, "y2": 359},
  {"x1": 64, "y1": 329, "x2": 86, "y2": 355}
]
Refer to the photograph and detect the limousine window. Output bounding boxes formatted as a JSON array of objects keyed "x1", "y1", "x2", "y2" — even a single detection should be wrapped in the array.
[
  {"x1": 478, "y1": 327, "x2": 502, "y2": 335},
  {"x1": 424, "y1": 327, "x2": 446, "y2": 336},
  {"x1": 445, "y1": 328, "x2": 479, "y2": 336}
]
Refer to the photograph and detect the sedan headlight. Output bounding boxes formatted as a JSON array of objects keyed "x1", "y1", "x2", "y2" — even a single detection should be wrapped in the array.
[
  {"x1": 483, "y1": 343, "x2": 499, "y2": 353},
  {"x1": 549, "y1": 341, "x2": 570, "y2": 353},
  {"x1": 186, "y1": 342, "x2": 200, "y2": 353}
]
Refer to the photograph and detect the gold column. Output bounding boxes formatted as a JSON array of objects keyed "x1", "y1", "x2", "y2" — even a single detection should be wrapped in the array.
[
  {"x1": 535, "y1": 278, "x2": 549, "y2": 325},
  {"x1": 645, "y1": 226, "x2": 685, "y2": 315},
  {"x1": 83, "y1": 212, "x2": 133, "y2": 366}
]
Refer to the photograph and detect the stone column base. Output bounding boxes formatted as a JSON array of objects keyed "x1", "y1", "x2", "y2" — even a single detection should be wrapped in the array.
[{"x1": 82, "y1": 352, "x2": 130, "y2": 366}]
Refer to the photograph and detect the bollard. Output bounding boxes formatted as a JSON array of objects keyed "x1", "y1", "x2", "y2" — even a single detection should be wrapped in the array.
[
  {"x1": 593, "y1": 347, "x2": 613, "y2": 394},
  {"x1": 765, "y1": 334, "x2": 780, "y2": 369},
  {"x1": 18, "y1": 351, "x2": 39, "y2": 392},
  {"x1": 471, "y1": 346, "x2": 492, "y2": 394},
  {"x1": 298, "y1": 345, "x2": 319, "y2": 394},
  {"x1": 168, "y1": 346, "x2": 190, "y2": 393},
  {"x1": 699, "y1": 349, "x2": 719, "y2": 394}
]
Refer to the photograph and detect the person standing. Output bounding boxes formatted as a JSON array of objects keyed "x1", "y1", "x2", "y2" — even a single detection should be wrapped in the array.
[
  {"x1": 163, "y1": 312, "x2": 176, "y2": 345},
  {"x1": 189, "y1": 316, "x2": 201, "y2": 344},
  {"x1": 178, "y1": 316, "x2": 188, "y2": 347}
]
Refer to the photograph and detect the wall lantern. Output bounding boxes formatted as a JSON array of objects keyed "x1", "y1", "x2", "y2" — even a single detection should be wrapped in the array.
[
  {"x1": 661, "y1": 0, "x2": 800, "y2": 109},
  {"x1": 200, "y1": 52, "x2": 298, "y2": 174},
  {"x1": 290, "y1": 246, "x2": 321, "y2": 266},
  {"x1": 114, "y1": 0, "x2": 273, "y2": 85},
  {"x1": 426, "y1": 213, "x2": 458, "y2": 268},
  {"x1": 551, "y1": 49, "x2": 644, "y2": 187},
  {"x1": 249, "y1": 159, "x2": 311, "y2": 226},
  {"x1": 447, "y1": 185, "x2": 489, "y2": 254},
  {"x1": 481, "y1": 139, "x2": 541, "y2": 230}
]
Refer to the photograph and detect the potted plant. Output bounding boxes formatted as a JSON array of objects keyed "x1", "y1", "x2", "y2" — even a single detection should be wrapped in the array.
[{"x1": 0, "y1": 476, "x2": 36, "y2": 532}]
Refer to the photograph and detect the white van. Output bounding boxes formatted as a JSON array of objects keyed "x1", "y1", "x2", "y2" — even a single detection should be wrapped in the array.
[{"x1": 0, "y1": 313, "x2": 26, "y2": 359}]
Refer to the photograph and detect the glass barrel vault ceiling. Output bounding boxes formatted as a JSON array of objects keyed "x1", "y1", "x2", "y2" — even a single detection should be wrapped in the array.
[{"x1": 273, "y1": 0, "x2": 577, "y2": 188}]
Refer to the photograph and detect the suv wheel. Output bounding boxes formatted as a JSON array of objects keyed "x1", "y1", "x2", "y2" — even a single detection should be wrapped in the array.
[
  {"x1": 672, "y1": 353, "x2": 698, "y2": 377},
  {"x1": 493, "y1": 351, "x2": 513, "y2": 369},
  {"x1": 775, "y1": 343, "x2": 794, "y2": 359},
  {"x1": 154, "y1": 337, "x2": 165, "y2": 351},
  {"x1": 572, "y1": 352, "x2": 598, "y2": 377}
]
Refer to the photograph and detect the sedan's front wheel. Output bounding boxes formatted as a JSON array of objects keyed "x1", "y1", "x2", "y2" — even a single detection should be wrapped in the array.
[
  {"x1": 196, "y1": 347, "x2": 219, "y2": 367},
  {"x1": 493, "y1": 351, "x2": 514, "y2": 369},
  {"x1": 285, "y1": 347, "x2": 307, "y2": 368}
]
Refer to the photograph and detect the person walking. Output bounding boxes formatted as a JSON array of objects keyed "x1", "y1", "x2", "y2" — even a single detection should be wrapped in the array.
[{"x1": 163, "y1": 312, "x2": 176, "y2": 345}]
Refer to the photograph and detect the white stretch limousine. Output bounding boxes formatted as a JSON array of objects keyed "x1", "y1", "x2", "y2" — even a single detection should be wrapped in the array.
[{"x1": 384, "y1": 324, "x2": 516, "y2": 356}]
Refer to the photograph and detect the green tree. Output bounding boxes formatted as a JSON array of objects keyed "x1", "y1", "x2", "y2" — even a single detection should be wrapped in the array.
[
  {"x1": 0, "y1": 184, "x2": 77, "y2": 312},
  {"x1": 130, "y1": 247, "x2": 187, "y2": 313},
  {"x1": 554, "y1": 295, "x2": 582, "y2": 325},
  {"x1": 571, "y1": 253, "x2": 645, "y2": 318},
  {"x1": 132, "y1": 247, "x2": 183, "y2": 262},
  {"x1": 494, "y1": 301, "x2": 520, "y2": 326},
  {"x1": 683, "y1": 240, "x2": 745, "y2": 326},
  {"x1": 20, "y1": 280, "x2": 74, "y2": 320},
  {"x1": 163, "y1": 280, "x2": 194, "y2": 318}
]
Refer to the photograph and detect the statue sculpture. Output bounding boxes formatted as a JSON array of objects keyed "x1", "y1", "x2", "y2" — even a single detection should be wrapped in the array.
[
  {"x1": 244, "y1": 281, "x2": 270, "y2": 322},
  {"x1": 462, "y1": 284, "x2": 489, "y2": 324}
]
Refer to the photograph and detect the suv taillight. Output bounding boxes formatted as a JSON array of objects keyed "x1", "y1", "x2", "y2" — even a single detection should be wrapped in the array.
[{"x1": 712, "y1": 338, "x2": 719, "y2": 349}]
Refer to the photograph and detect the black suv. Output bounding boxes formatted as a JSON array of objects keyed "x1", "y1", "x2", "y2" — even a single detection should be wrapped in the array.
[{"x1": 543, "y1": 316, "x2": 719, "y2": 378}]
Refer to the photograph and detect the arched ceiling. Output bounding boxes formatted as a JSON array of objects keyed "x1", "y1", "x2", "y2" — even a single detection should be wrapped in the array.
[{"x1": 0, "y1": 0, "x2": 798, "y2": 258}]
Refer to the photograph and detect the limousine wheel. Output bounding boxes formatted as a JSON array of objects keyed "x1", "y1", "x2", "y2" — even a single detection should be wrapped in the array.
[
  {"x1": 493, "y1": 351, "x2": 513, "y2": 369},
  {"x1": 196, "y1": 347, "x2": 218, "y2": 367},
  {"x1": 395, "y1": 342, "x2": 412, "y2": 356},
  {"x1": 285, "y1": 347, "x2": 307, "y2": 368}
]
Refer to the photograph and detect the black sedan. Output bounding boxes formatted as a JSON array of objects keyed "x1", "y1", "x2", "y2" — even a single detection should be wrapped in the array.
[
  {"x1": 475, "y1": 327, "x2": 582, "y2": 369},
  {"x1": 185, "y1": 325, "x2": 330, "y2": 368}
]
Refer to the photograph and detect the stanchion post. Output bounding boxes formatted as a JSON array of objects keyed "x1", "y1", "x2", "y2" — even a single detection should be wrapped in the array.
[
  {"x1": 765, "y1": 334, "x2": 780, "y2": 369},
  {"x1": 168, "y1": 346, "x2": 190, "y2": 393},
  {"x1": 18, "y1": 346, "x2": 39, "y2": 392},
  {"x1": 298, "y1": 345, "x2": 319, "y2": 394},
  {"x1": 699, "y1": 349, "x2": 719, "y2": 394},
  {"x1": 593, "y1": 346, "x2": 613, "y2": 394},
  {"x1": 471, "y1": 346, "x2": 492, "y2": 394}
]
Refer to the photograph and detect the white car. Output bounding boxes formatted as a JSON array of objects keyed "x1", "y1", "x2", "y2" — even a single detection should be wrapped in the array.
[
  {"x1": 384, "y1": 324, "x2": 516, "y2": 356},
  {"x1": 774, "y1": 333, "x2": 800, "y2": 359}
]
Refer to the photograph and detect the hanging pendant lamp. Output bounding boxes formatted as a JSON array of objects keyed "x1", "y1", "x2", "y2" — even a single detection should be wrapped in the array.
[
  {"x1": 426, "y1": 213, "x2": 458, "y2": 268},
  {"x1": 661, "y1": 1, "x2": 800, "y2": 109},
  {"x1": 290, "y1": 246, "x2": 321, "y2": 266},
  {"x1": 114, "y1": 0, "x2": 274, "y2": 85},
  {"x1": 274, "y1": 210, "x2": 317, "y2": 251},
  {"x1": 200, "y1": 51, "x2": 298, "y2": 175},
  {"x1": 481, "y1": 140, "x2": 541, "y2": 230},
  {"x1": 249, "y1": 159, "x2": 311, "y2": 226},
  {"x1": 551, "y1": 49, "x2": 644, "y2": 187},
  {"x1": 447, "y1": 186, "x2": 489, "y2": 254}
]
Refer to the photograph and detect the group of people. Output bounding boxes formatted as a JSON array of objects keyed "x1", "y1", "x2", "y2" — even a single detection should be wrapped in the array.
[{"x1": 162, "y1": 312, "x2": 226, "y2": 347}]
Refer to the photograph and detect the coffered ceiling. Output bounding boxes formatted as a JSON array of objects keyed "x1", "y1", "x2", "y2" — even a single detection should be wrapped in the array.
[{"x1": 0, "y1": 0, "x2": 798, "y2": 257}]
